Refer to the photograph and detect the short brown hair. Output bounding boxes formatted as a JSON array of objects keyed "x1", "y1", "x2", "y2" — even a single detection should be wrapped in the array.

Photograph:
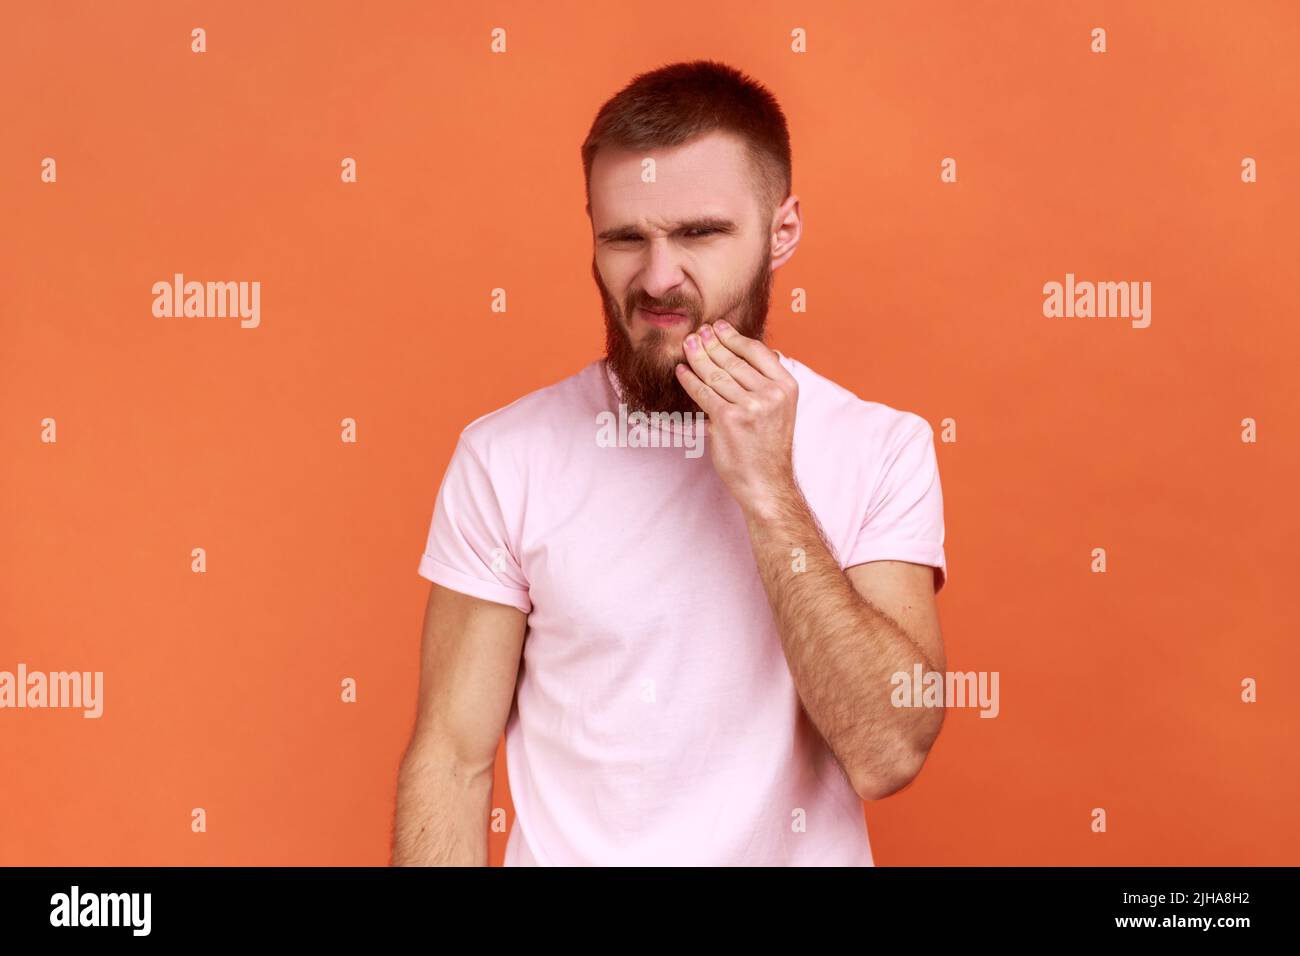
[{"x1": 581, "y1": 59, "x2": 792, "y2": 219}]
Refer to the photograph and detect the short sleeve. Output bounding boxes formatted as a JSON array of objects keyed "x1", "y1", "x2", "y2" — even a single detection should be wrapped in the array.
[
  {"x1": 417, "y1": 435, "x2": 532, "y2": 614},
  {"x1": 844, "y1": 416, "x2": 948, "y2": 593}
]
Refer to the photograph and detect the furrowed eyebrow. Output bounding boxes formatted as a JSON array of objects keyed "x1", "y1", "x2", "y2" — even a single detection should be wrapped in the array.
[{"x1": 596, "y1": 217, "x2": 738, "y2": 242}]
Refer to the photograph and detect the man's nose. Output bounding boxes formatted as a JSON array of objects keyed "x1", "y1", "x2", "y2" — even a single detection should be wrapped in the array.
[{"x1": 637, "y1": 239, "x2": 688, "y2": 301}]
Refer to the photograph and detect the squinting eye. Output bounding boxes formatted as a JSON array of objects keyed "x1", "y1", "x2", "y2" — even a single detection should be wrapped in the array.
[{"x1": 684, "y1": 228, "x2": 718, "y2": 238}]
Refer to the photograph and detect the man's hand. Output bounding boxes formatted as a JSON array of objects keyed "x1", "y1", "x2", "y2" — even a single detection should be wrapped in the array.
[{"x1": 675, "y1": 320, "x2": 799, "y2": 517}]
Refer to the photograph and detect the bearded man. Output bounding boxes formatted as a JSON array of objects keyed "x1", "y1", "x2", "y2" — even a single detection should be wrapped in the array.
[{"x1": 394, "y1": 59, "x2": 949, "y2": 867}]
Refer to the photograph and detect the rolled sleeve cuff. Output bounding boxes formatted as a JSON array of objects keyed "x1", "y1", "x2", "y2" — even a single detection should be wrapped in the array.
[
  {"x1": 843, "y1": 540, "x2": 947, "y2": 593},
  {"x1": 418, "y1": 553, "x2": 533, "y2": 615}
]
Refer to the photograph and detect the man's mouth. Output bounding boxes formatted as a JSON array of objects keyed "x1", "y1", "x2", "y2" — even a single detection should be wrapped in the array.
[{"x1": 636, "y1": 306, "x2": 691, "y2": 329}]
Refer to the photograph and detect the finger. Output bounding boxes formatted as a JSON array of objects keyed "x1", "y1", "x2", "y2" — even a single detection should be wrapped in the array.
[
  {"x1": 675, "y1": 362, "x2": 724, "y2": 416},
  {"x1": 712, "y1": 320, "x2": 795, "y2": 387},
  {"x1": 683, "y1": 331, "x2": 745, "y2": 403},
  {"x1": 699, "y1": 323, "x2": 765, "y2": 391}
]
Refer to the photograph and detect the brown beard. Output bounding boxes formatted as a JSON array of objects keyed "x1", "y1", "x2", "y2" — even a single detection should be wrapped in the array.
[{"x1": 597, "y1": 238, "x2": 773, "y2": 417}]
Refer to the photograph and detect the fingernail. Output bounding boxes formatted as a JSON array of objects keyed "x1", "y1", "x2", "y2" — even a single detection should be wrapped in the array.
[
  {"x1": 715, "y1": 320, "x2": 731, "y2": 332},
  {"x1": 699, "y1": 325, "x2": 714, "y2": 341},
  {"x1": 685, "y1": 334, "x2": 699, "y2": 350}
]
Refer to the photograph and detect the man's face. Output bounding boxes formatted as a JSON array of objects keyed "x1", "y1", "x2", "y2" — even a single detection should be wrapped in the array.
[{"x1": 589, "y1": 131, "x2": 775, "y2": 416}]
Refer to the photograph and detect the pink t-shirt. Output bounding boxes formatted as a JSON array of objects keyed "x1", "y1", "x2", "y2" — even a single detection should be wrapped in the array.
[{"x1": 417, "y1": 353, "x2": 947, "y2": 866}]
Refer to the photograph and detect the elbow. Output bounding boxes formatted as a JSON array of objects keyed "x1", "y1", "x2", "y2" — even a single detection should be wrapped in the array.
[
  {"x1": 851, "y1": 766, "x2": 915, "y2": 802},
  {"x1": 849, "y1": 740, "x2": 935, "y2": 802}
]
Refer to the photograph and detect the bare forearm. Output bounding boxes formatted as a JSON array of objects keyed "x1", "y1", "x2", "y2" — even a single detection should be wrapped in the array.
[
  {"x1": 743, "y1": 485, "x2": 943, "y2": 798},
  {"x1": 391, "y1": 742, "x2": 493, "y2": 866}
]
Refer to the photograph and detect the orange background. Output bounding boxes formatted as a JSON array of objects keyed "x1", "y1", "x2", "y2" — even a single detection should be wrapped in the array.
[{"x1": 2, "y1": 1, "x2": 1296, "y2": 865}]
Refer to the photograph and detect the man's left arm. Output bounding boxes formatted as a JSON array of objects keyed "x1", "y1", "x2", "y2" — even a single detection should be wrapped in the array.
[
  {"x1": 744, "y1": 497, "x2": 946, "y2": 801},
  {"x1": 677, "y1": 320, "x2": 946, "y2": 801}
]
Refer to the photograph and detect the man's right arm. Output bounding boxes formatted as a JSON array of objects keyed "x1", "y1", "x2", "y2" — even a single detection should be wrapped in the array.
[{"x1": 391, "y1": 581, "x2": 527, "y2": 866}]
